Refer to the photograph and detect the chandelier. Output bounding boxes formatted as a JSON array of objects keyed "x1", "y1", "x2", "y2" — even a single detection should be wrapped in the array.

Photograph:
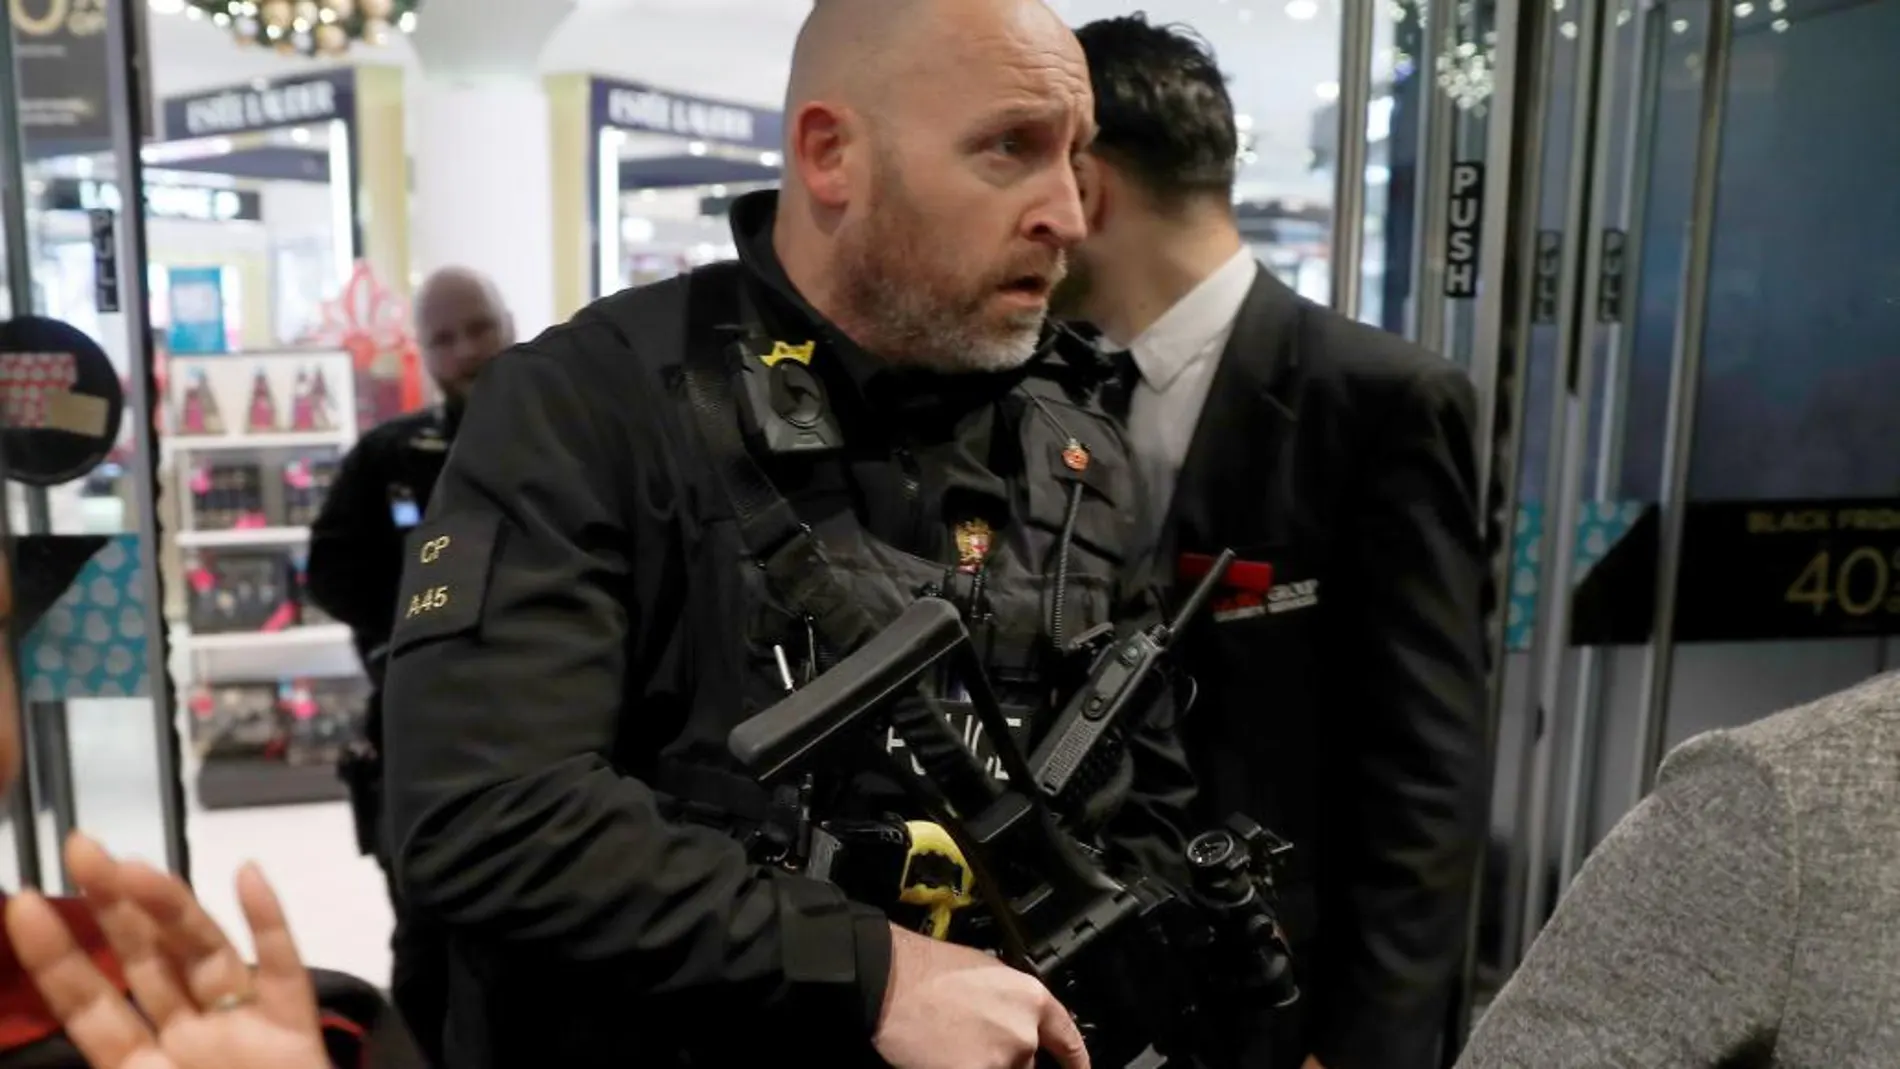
[{"x1": 184, "y1": 0, "x2": 421, "y2": 57}]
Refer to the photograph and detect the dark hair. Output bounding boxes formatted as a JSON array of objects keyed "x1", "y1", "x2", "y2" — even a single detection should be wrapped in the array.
[{"x1": 1075, "y1": 13, "x2": 1239, "y2": 209}]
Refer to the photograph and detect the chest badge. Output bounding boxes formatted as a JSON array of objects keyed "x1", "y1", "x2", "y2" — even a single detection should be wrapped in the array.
[
  {"x1": 1061, "y1": 438, "x2": 1091, "y2": 473},
  {"x1": 955, "y1": 518, "x2": 993, "y2": 574}
]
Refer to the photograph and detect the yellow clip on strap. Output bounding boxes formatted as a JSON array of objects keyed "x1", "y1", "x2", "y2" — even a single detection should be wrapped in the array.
[
  {"x1": 761, "y1": 340, "x2": 816, "y2": 367},
  {"x1": 898, "y1": 821, "x2": 977, "y2": 941}
]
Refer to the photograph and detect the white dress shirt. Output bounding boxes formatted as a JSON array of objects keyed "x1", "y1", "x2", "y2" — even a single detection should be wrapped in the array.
[{"x1": 1114, "y1": 246, "x2": 1259, "y2": 534}]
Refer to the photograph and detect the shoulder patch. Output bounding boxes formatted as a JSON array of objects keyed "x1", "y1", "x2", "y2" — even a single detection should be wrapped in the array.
[{"x1": 389, "y1": 512, "x2": 502, "y2": 655}]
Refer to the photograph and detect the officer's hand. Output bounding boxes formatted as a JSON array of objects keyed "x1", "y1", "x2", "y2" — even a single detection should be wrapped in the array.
[
  {"x1": 873, "y1": 924, "x2": 1090, "y2": 1069},
  {"x1": 4, "y1": 834, "x2": 329, "y2": 1069}
]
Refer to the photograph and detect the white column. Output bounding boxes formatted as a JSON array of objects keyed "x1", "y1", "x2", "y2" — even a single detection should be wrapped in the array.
[{"x1": 407, "y1": 77, "x2": 557, "y2": 337}]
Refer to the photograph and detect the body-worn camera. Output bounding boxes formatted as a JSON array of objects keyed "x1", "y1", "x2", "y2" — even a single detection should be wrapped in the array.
[{"x1": 732, "y1": 336, "x2": 844, "y2": 456}]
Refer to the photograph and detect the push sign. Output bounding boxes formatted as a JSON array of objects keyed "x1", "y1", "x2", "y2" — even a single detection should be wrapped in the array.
[{"x1": 1444, "y1": 162, "x2": 1484, "y2": 298}]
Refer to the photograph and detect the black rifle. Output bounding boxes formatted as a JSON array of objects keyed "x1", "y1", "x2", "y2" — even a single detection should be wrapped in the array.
[{"x1": 728, "y1": 550, "x2": 1296, "y2": 1068}]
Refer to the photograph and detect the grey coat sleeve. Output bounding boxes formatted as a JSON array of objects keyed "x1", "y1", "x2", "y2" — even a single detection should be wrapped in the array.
[{"x1": 1456, "y1": 731, "x2": 1798, "y2": 1068}]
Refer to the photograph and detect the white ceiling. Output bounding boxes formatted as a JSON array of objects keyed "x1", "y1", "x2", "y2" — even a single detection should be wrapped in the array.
[{"x1": 144, "y1": 0, "x2": 1374, "y2": 200}]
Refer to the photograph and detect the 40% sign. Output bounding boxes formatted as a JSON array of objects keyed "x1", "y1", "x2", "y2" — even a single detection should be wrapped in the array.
[{"x1": 1783, "y1": 545, "x2": 1900, "y2": 619}]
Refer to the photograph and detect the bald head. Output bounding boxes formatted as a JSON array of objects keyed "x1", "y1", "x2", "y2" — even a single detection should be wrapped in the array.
[
  {"x1": 786, "y1": 0, "x2": 1076, "y2": 132},
  {"x1": 783, "y1": 0, "x2": 908, "y2": 119},
  {"x1": 774, "y1": 0, "x2": 1094, "y2": 373},
  {"x1": 414, "y1": 267, "x2": 513, "y2": 408}
]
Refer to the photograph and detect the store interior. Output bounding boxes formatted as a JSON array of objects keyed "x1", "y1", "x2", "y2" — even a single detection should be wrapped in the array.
[
  {"x1": 4, "y1": 0, "x2": 1401, "y2": 986},
  {"x1": 598, "y1": 127, "x2": 780, "y2": 295},
  {"x1": 7, "y1": 89, "x2": 381, "y2": 972}
]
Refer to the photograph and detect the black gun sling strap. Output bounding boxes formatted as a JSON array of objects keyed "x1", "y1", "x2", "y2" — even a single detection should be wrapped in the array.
[
  {"x1": 671, "y1": 265, "x2": 904, "y2": 1004},
  {"x1": 677, "y1": 261, "x2": 880, "y2": 661},
  {"x1": 675, "y1": 264, "x2": 990, "y2": 832}
]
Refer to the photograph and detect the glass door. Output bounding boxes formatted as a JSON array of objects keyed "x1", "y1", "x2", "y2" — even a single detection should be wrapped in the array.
[
  {"x1": 3, "y1": 0, "x2": 186, "y2": 891},
  {"x1": 1588, "y1": 0, "x2": 1900, "y2": 867},
  {"x1": 1463, "y1": 0, "x2": 1900, "y2": 1056}
]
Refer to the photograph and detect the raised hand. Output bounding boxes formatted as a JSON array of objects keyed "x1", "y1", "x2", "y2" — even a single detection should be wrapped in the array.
[{"x1": 4, "y1": 834, "x2": 329, "y2": 1069}]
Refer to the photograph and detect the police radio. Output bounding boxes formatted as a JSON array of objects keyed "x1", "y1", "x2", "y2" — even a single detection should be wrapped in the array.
[{"x1": 732, "y1": 335, "x2": 844, "y2": 455}]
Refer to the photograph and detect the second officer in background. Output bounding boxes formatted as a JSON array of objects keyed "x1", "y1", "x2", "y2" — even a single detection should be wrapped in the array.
[
  {"x1": 379, "y1": 1, "x2": 1198, "y2": 1067},
  {"x1": 305, "y1": 264, "x2": 514, "y2": 1068}
]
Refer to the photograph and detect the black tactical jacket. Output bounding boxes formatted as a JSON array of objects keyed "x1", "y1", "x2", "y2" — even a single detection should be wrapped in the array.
[{"x1": 381, "y1": 190, "x2": 1197, "y2": 1068}]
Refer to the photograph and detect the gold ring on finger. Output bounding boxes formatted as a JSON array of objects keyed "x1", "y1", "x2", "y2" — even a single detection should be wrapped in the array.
[{"x1": 208, "y1": 990, "x2": 258, "y2": 1013}]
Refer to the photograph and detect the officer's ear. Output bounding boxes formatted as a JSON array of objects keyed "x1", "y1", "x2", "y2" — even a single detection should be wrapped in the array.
[{"x1": 788, "y1": 101, "x2": 856, "y2": 210}]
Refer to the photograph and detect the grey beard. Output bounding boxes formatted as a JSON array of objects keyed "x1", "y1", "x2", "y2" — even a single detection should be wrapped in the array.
[{"x1": 845, "y1": 278, "x2": 1045, "y2": 374}]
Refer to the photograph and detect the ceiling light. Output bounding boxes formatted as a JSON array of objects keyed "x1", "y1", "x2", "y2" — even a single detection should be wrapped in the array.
[
  {"x1": 1672, "y1": 17, "x2": 1690, "y2": 32},
  {"x1": 1734, "y1": 1, "x2": 1754, "y2": 16},
  {"x1": 1771, "y1": 16, "x2": 1789, "y2": 29},
  {"x1": 1235, "y1": 113, "x2": 1255, "y2": 131},
  {"x1": 1315, "y1": 80, "x2": 1340, "y2": 102},
  {"x1": 1285, "y1": 0, "x2": 1317, "y2": 20},
  {"x1": 758, "y1": 151, "x2": 783, "y2": 167}
]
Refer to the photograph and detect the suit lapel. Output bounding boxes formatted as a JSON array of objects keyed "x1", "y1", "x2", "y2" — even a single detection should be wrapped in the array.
[{"x1": 1162, "y1": 268, "x2": 1305, "y2": 570}]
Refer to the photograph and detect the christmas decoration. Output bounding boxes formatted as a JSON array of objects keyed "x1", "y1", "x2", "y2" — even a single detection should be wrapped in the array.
[
  {"x1": 309, "y1": 260, "x2": 424, "y2": 431},
  {"x1": 183, "y1": 0, "x2": 420, "y2": 58}
]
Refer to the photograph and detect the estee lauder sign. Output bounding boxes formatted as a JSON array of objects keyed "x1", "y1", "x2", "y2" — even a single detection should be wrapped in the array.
[
  {"x1": 591, "y1": 77, "x2": 783, "y2": 153},
  {"x1": 163, "y1": 71, "x2": 354, "y2": 139}
]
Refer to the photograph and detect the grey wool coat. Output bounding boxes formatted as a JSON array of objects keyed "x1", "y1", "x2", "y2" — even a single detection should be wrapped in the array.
[{"x1": 1457, "y1": 670, "x2": 1900, "y2": 1068}]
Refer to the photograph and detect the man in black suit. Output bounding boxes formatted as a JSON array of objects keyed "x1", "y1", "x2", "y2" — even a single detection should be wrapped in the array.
[{"x1": 1054, "y1": 16, "x2": 1491, "y2": 1069}]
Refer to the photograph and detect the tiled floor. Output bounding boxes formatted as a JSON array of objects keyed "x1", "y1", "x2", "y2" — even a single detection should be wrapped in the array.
[{"x1": 185, "y1": 800, "x2": 394, "y2": 985}]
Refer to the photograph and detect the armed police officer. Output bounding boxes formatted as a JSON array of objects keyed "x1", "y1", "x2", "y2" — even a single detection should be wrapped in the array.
[
  {"x1": 306, "y1": 265, "x2": 513, "y2": 1067},
  {"x1": 307, "y1": 265, "x2": 514, "y2": 678},
  {"x1": 379, "y1": 1, "x2": 1200, "y2": 1067}
]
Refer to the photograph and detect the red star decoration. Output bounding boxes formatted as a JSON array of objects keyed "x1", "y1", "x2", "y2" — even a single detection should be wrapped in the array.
[{"x1": 309, "y1": 260, "x2": 424, "y2": 426}]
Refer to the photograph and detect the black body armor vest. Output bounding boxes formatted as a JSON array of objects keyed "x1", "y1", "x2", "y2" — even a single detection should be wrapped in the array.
[{"x1": 641, "y1": 263, "x2": 1143, "y2": 853}]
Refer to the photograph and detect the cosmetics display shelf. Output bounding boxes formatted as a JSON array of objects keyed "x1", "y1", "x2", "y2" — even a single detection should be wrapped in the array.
[{"x1": 164, "y1": 349, "x2": 365, "y2": 809}]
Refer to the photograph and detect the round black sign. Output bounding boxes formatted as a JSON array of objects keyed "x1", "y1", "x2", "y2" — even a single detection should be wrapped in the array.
[{"x1": 0, "y1": 316, "x2": 128, "y2": 488}]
